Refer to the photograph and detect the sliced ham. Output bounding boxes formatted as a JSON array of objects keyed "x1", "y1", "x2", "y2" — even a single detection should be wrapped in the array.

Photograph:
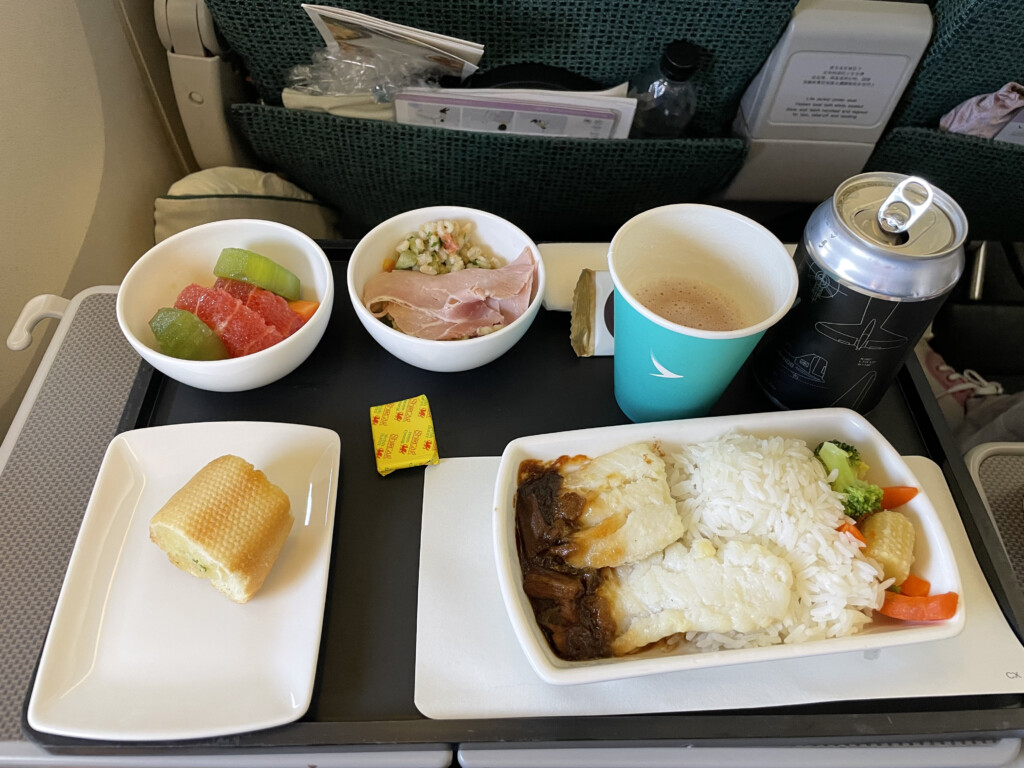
[
  {"x1": 363, "y1": 247, "x2": 536, "y2": 340},
  {"x1": 384, "y1": 302, "x2": 503, "y2": 340}
]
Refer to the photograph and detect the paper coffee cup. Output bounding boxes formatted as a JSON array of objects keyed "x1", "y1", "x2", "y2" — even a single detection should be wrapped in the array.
[{"x1": 608, "y1": 204, "x2": 798, "y2": 422}]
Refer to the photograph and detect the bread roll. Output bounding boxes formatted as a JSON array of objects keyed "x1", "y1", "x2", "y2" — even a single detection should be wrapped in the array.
[{"x1": 150, "y1": 454, "x2": 293, "y2": 603}]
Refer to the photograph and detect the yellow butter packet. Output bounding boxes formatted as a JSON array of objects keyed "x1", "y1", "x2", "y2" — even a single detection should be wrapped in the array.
[{"x1": 370, "y1": 394, "x2": 440, "y2": 476}]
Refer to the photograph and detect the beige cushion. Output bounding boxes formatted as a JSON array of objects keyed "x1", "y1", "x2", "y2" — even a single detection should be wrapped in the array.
[{"x1": 154, "y1": 166, "x2": 341, "y2": 243}]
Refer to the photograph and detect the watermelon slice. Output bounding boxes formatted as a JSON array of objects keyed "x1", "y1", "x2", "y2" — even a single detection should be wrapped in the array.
[
  {"x1": 174, "y1": 283, "x2": 283, "y2": 357},
  {"x1": 246, "y1": 287, "x2": 304, "y2": 336},
  {"x1": 214, "y1": 276, "x2": 257, "y2": 302},
  {"x1": 214, "y1": 278, "x2": 303, "y2": 337}
]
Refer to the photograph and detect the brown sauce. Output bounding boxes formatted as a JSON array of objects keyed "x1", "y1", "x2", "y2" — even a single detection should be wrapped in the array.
[{"x1": 514, "y1": 460, "x2": 616, "y2": 660}]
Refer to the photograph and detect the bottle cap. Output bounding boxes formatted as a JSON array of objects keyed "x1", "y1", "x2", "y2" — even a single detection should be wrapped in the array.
[{"x1": 660, "y1": 40, "x2": 700, "y2": 81}]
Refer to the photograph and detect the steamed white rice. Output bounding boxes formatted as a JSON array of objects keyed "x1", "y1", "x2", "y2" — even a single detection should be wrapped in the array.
[{"x1": 667, "y1": 433, "x2": 886, "y2": 651}]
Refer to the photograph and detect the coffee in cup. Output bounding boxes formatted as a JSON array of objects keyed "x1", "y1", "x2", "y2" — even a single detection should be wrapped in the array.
[
  {"x1": 632, "y1": 276, "x2": 750, "y2": 332},
  {"x1": 608, "y1": 204, "x2": 798, "y2": 422}
]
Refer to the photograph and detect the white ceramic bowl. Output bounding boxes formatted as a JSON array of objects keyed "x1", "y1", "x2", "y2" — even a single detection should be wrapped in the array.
[
  {"x1": 117, "y1": 219, "x2": 334, "y2": 391},
  {"x1": 493, "y1": 408, "x2": 965, "y2": 685},
  {"x1": 347, "y1": 206, "x2": 545, "y2": 372}
]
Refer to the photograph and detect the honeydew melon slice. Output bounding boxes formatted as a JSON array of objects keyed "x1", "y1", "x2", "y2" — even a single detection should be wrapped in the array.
[
  {"x1": 213, "y1": 247, "x2": 301, "y2": 301},
  {"x1": 149, "y1": 307, "x2": 228, "y2": 360}
]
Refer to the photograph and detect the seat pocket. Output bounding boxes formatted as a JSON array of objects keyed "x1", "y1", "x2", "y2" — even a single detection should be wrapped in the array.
[{"x1": 231, "y1": 104, "x2": 748, "y2": 240}]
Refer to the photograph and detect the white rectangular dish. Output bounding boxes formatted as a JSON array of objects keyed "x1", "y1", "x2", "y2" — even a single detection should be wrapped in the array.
[
  {"x1": 492, "y1": 408, "x2": 964, "y2": 685},
  {"x1": 27, "y1": 421, "x2": 341, "y2": 741}
]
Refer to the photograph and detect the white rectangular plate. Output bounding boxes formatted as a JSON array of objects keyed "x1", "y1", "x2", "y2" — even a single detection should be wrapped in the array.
[
  {"x1": 492, "y1": 408, "x2": 965, "y2": 685},
  {"x1": 27, "y1": 421, "x2": 341, "y2": 741}
]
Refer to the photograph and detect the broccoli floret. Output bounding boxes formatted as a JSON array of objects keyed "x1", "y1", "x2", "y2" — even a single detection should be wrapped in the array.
[
  {"x1": 814, "y1": 440, "x2": 883, "y2": 520},
  {"x1": 814, "y1": 440, "x2": 865, "y2": 470},
  {"x1": 841, "y1": 484, "x2": 885, "y2": 520}
]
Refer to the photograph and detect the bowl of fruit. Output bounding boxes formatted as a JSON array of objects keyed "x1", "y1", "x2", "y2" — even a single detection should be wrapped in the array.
[{"x1": 116, "y1": 219, "x2": 333, "y2": 391}]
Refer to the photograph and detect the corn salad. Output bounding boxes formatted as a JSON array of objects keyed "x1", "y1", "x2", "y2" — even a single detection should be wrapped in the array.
[{"x1": 393, "y1": 220, "x2": 500, "y2": 276}]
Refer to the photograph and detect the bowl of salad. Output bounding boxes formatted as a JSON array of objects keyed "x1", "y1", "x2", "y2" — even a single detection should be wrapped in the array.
[
  {"x1": 116, "y1": 219, "x2": 333, "y2": 391},
  {"x1": 347, "y1": 206, "x2": 545, "y2": 372}
]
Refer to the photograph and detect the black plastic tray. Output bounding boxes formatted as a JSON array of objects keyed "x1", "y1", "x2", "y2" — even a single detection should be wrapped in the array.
[{"x1": 25, "y1": 245, "x2": 1024, "y2": 756}]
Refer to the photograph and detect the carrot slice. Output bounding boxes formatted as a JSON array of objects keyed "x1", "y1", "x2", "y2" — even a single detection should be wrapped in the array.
[
  {"x1": 879, "y1": 591, "x2": 958, "y2": 621},
  {"x1": 898, "y1": 573, "x2": 931, "y2": 597},
  {"x1": 287, "y1": 299, "x2": 320, "y2": 325},
  {"x1": 838, "y1": 522, "x2": 866, "y2": 544},
  {"x1": 881, "y1": 486, "x2": 919, "y2": 509}
]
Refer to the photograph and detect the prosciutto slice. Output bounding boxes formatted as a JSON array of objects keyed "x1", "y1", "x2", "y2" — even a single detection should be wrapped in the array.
[{"x1": 363, "y1": 247, "x2": 536, "y2": 340}]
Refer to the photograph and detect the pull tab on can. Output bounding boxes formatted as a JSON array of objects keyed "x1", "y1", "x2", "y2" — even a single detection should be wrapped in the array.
[{"x1": 877, "y1": 176, "x2": 934, "y2": 234}]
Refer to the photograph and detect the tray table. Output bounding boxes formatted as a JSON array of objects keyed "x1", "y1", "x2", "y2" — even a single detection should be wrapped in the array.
[{"x1": 8, "y1": 244, "x2": 1024, "y2": 759}]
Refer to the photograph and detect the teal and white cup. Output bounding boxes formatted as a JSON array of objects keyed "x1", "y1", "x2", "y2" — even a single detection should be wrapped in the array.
[{"x1": 608, "y1": 204, "x2": 798, "y2": 422}]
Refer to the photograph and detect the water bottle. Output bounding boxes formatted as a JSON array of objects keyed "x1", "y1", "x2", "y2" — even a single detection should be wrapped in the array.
[{"x1": 627, "y1": 40, "x2": 700, "y2": 139}]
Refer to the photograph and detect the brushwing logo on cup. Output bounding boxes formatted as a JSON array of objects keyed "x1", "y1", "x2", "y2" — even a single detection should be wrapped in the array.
[{"x1": 649, "y1": 351, "x2": 683, "y2": 379}]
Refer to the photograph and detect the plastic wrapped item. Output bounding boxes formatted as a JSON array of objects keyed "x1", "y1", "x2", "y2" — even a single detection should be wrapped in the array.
[
  {"x1": 285, "y1": 47, "x2": 446, "y2": 101},
  {"x1": 939, "y1": 82, "x2": 1024, "y2": 140}
]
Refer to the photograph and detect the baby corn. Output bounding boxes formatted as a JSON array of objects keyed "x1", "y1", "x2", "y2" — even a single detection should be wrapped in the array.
[{"x1": 860, "y1": 509, "x2": 916, "y2": 586}]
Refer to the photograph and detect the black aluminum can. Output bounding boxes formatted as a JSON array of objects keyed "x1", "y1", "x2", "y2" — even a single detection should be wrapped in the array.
[{"x1": 753, "y1": 172, "x2": 967, "y2": 413}]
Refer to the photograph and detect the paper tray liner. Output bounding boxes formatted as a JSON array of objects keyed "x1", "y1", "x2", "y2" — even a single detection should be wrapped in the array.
[{"x1": 414, "y1": 456, "x2": 1024, "y2": 719}]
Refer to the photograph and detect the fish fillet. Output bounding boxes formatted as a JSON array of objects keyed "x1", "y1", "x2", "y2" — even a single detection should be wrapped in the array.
[
  {"x1": 599, "y1": 539, "x2": 794, "y2": 656},
  {"x1": 552, "y1": 443, "x2": 685, "y2": 569}
]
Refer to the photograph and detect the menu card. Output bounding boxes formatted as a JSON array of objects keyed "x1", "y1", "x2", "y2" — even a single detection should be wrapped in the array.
[{"x1": 301, "y1": 4, "x2": 483, "y2": 80}]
